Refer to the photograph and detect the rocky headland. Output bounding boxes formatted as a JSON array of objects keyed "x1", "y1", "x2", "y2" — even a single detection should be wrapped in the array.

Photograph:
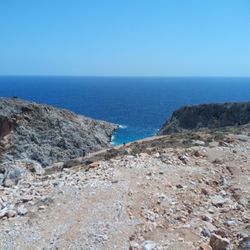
[
  {"x1": 0, "y1": 101, "x2": 250, "y2": 250},
  {"x1": 158, "y1": 102, "x2": 250, "y2": 135},
  {"x1": 0, "y1": 97, "x2": 118, "y2": 167}
]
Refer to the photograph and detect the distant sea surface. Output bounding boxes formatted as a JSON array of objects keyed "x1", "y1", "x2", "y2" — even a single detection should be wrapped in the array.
[{"x1": 0, "y1": 76, "x2": 250, "y2": 144}]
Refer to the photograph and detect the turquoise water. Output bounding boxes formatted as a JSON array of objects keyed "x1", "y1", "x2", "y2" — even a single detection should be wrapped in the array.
[{"x1": 0, "y1": 76, "x2": 250, "y2": 144}]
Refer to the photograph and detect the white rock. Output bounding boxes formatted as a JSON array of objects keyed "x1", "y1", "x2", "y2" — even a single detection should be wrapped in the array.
[
  {"x1": 130, "y1": 241, "x2": 140, "y2": 248},
  {"x1": 211, "y1": 195, "x2": 227, "y2": 207},
  {"x1": 224, "y1": 220, "x2": 237, "y2": 226},
  {"x1": 193, "y1": 140, "x2": 205, "y2": 146},
  {"x1": 143, "y1": 240, "x2": 157, "y2": 250},
  {"x1": 17, "y1": 205, "x2": 28, "y2": 216},
  {"x1": 7, "y1": 210, "x2": 17, "y2": 218}
]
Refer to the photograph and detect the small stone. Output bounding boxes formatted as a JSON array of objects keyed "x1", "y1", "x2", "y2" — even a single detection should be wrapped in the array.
[
  {"x1": 178, "y1": 217, "x2": 186, "y2": 223},
  {"x1": 143, "y1": 209, "x2": 158, "y2": 222},
  {"x1": 201, "y1": 188, "x2": 209, "y2": 195},
  {"x1": 209, "y1": 233, "x2": 230, "y2": 250},
  {"x1": 202, "y1": 227, "x2": 211, "y2": 237},
  {"x1": 211, "y1": 195, "x2": 226, "y2": 207},
  {"x1": 38, "y1": 205, "x2": 46, "y2": 210},
  {"x1": 21, "y1": 195, "x2": 33, "y2": 202},
  {"x1": 224, "y1": 220, "x2": 237, "y2": 227},
  {"x1": 219, "y1": 190, "x2": 226, "y2": 196},
  {"x1": 201, "y1": 214, "x2": 213, "y2": 222},
  {"x1": 1, "y1": 194, "x2": 8, "y2": 202},
  {"x1": 212, "y1": 159, "x2": 223, "y2": 165},
  {"x1": 142, "y1": 240, "x2": 157, "y2": 250},
  {"x1": 88, "y1": 161, "x2": 100, "y2": 169},
  {"x1": 17, "y1": 205, "x2": 28, "y2": 216},
  {"x1": 208, "y1": 207, "x2": 216, "y2": 214},
  {"x1": 129, "y1": 241, "x2": 140, "y2": 249},
  {"x1": 128, "y1": 190, "x2": 133, "y2": 196},
  {"x1": 178, "y1": 155, "x2": 189, "y2": 164},
  {"x1": 7, "y1": 210, "x2": 16, "y2": 218},
  {"x1": 154, "y1": 152, "x2": 160, "y2": 158},
  {"x1": 3, "y1": 178, "x2": 15, "y2": 188},
  {"x1": 176, "y1": 184, "x2": 183, "y2": 189},
  {"x1": 193, "y1": 140, "x2": 206, "y2": 146}
]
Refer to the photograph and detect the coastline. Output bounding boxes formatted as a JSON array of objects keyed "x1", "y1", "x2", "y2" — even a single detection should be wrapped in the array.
[{"x1": 110, "y1": 124, "x2": 128, "y2": 145}]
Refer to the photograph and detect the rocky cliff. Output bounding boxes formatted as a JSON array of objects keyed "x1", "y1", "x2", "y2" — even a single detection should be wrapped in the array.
[
  {"x1": 158, "y1": 102, "x2": 250, "y2": 135},
  {"x1": 0, "y1": 98, "x2": 117, "y2": 166}
]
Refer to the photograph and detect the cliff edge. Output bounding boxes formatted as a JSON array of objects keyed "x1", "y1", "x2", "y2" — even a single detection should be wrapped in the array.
[{"x1": 158, "y1": 102, "x2": 250, "y2": 135}]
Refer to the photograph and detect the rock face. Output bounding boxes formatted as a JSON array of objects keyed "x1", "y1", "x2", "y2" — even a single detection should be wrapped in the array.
[
  {"x1": 158, "y1": 102, "x2": 250, "y2": 135},
  {"x1": 0, "y1": 98, "x2": 117, "y2": 166}
]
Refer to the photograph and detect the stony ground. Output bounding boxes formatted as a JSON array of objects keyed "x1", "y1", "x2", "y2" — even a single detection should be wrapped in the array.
[{"x1": 0, "y1": 125, "x2": 250, "y2": 250}]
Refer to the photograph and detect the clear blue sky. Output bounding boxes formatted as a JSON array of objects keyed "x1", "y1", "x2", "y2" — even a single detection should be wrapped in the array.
[{"x1": 0, "y1": 0, "x2": 250, "y2": 76}]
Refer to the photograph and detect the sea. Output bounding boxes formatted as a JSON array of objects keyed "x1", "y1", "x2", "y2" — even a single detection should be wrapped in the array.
[{"x1": 0, "y1": 76, "x2": 250, "y2": 145}]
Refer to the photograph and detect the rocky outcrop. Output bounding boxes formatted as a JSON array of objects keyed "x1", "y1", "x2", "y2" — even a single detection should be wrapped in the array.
[
  {"x1": 158, "y1": 102, "x2": 250, "y2": 135},
  {"x1": 0, "y1": 98, "x2": 117, "y2": 166}
]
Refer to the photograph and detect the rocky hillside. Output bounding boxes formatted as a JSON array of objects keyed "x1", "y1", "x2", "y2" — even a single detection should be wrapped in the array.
[
  {"x1": 158, "y1": 102, "x2": 250, "y2": 135},
  {"x1": 0, "y1": 98, "x2": 117, "y2": 166},
  {"x1": 0, "y1": 124, "x2": 249, "y2": 249}
]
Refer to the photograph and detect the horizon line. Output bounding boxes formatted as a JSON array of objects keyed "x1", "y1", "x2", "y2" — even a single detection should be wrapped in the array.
[{"x1": 0, "y1": 75, "x2": 250, "y2": 78}]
